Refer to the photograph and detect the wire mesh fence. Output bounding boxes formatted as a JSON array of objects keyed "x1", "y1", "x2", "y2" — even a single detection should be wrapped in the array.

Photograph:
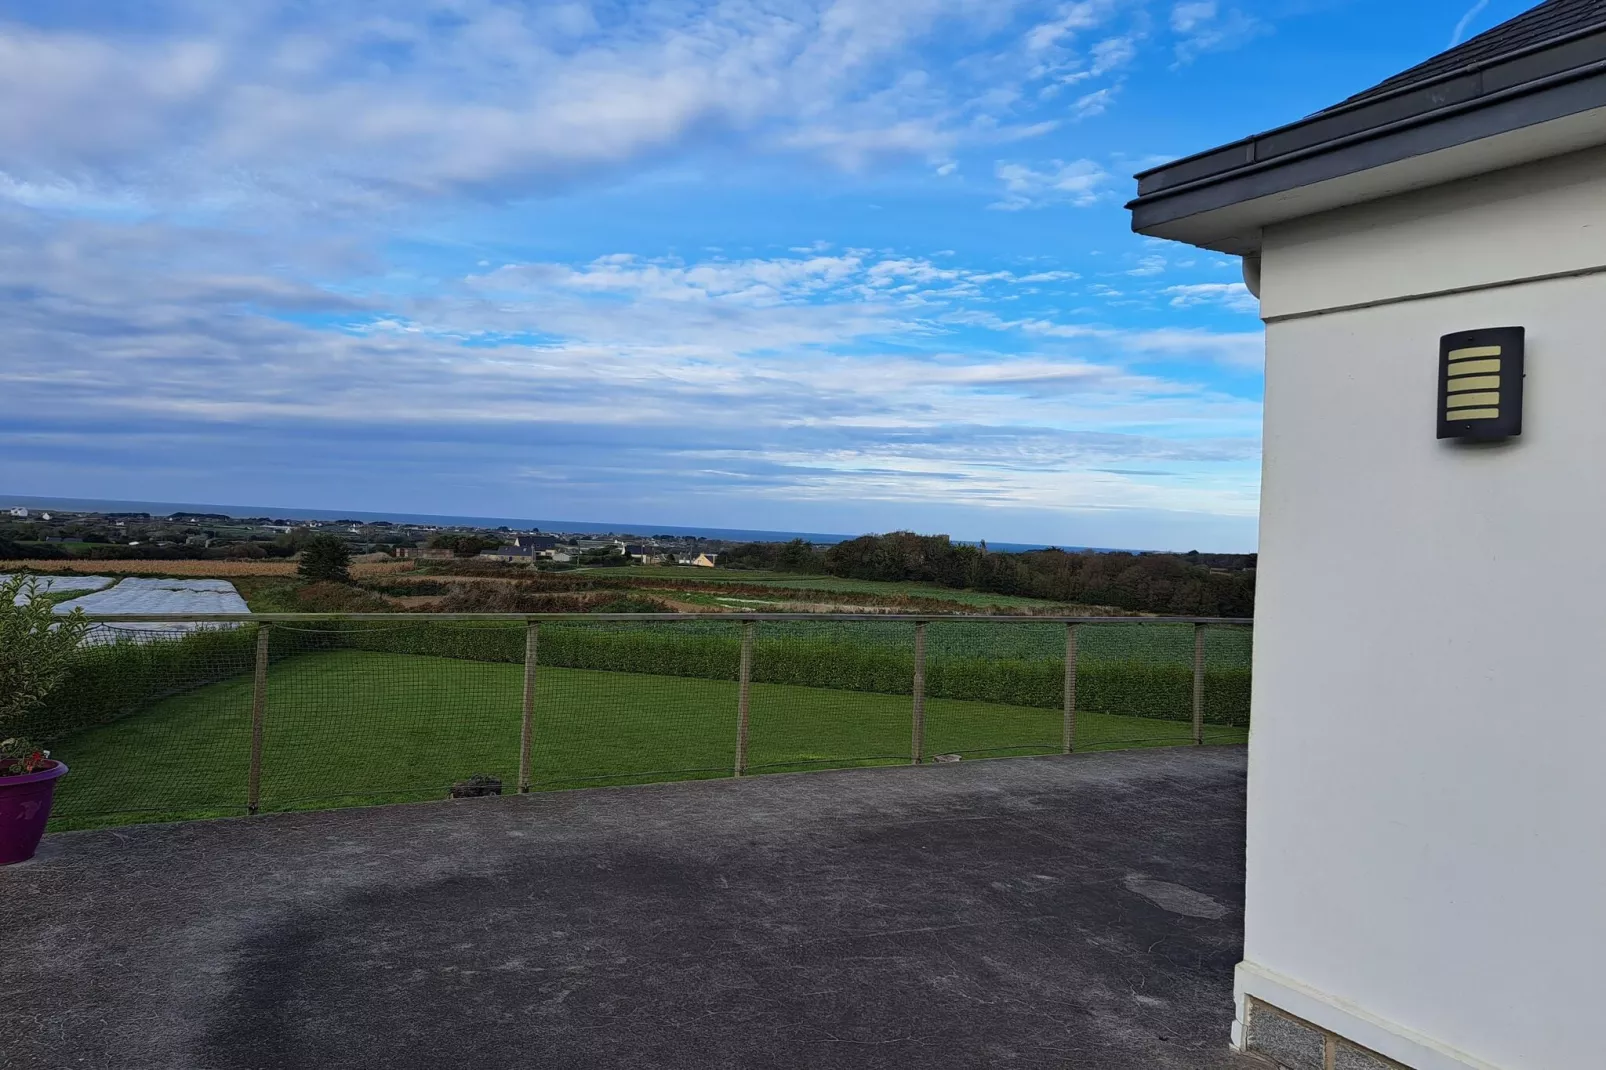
[{"x1": 30, "y1": 613, "x2": 1252, "y2": 831}]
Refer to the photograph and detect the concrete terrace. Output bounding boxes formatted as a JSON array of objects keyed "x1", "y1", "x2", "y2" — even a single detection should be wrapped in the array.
[{"x1": 5, "y1": 747, "x2": 1251, "y2": 1070}]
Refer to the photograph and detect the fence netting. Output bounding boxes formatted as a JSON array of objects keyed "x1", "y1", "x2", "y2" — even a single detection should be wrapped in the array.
[
  {"x1": 38, "y1": 623, "x2": 258, "y2": 825},
  {"x1": 35, "y1": 617, "x2": 1252, "y2": 831},
  {"x1": 532, "y1": 620, "x2": 739, "y2": 787},
  {"x1": 747, "y1": 619, "x2": 917, "y2": 772}
]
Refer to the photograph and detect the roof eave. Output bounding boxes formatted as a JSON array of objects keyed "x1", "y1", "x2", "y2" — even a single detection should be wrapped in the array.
[{"x1": 1129, "y1": 65, "x2": 1606, "y2": 255}]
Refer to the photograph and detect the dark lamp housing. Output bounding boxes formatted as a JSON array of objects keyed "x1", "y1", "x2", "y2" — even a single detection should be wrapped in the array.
[{"x1": 1438, "y1": 327, "x2": 1524, "y2": 441}]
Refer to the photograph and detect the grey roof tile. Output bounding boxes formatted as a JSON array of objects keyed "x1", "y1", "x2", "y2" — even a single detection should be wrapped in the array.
[{"x1": 1329, "y1": 0, "x2": 1606, "y2": 110}]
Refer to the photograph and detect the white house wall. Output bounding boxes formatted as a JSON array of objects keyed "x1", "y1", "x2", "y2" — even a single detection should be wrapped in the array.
[
  {"x1": 1260, "y1": 143, "x2": 1606, "y2": 321},
  {"x1": 1244, "y1": 150, "x2": 1606, "y2": 1070}
]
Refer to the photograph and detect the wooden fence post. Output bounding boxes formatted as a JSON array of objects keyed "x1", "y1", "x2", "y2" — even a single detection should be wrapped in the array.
[
  {"x1": 519, "y1": 621, "x2": 539, "y2": 793},
  {"x1": 1063, "y1": 623, "x2": 1078, "y2": 754},
  {"x1": 734, "y1": 620, "x2": 755, "y2": 776},
  {"x1": 911, "y1": 621, "x2": 927, "y2": 765},
  {"x1": 247, "y1": 623, "x2": 269, "y2": 815},
  {"x1": 1192, "y1": 623, "x2": 1206, "y2": 746}
]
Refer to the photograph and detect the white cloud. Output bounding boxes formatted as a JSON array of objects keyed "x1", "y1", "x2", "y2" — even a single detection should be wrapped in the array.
[
  {"x1": 0, "y1": 219, "x2": 1262, "y2": 520},
  {"x1": 1127, "y1": 255, "x2": 1167, "y2": 276},
  {"x1": 1171, "y1": 1, "x2": 1218, "y2": 33},
  {"x1": 1074, "y1": 87, "x2": 1117, "y2": 118},
  {"x1": 1090, "y1": 35, "x2": 1139, "y2": 75},
  {"x1": 1162, "y1": 282, "x2": 1259, "y2": 313},
  {"x1": 1024, "y1": 0, "x2": 1119, "y2": 52},
  {"x1": 0, "y1": 0, "x2": 1153, "y2": 210},
  {"x1": 991, "y1": 158, "x2": 1109, "y2": 209},
  {"x1": 0, "y1": 3, "x2": 1265, "y2": 538},
  {"x1": 1449, "y1": 0, "x2": 1492, "y2": 46},
  {"x1": 1169, "y1": 1, "x2": 1265, "y2": 63}
]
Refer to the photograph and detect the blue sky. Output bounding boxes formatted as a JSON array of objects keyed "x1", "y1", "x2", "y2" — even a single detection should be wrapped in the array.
[{"x1": 0, "y1": 0, "x2": 1534, "y2": 550}]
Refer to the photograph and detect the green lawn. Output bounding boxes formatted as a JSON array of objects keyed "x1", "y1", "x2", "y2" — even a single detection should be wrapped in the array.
[{"x1": 46, "y1": 649, "x2": 1244, "y2": 831}]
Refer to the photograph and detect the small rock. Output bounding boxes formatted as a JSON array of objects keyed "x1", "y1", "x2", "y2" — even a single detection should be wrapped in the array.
[
  {"x1": 933, "y1": 753, "x2": 962, "y2": 763},
  {"x1": 450, "y1": 774, "x2": 503, "y2": 798}
]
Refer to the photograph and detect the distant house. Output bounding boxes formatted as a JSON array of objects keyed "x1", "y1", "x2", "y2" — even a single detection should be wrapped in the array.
[
  {"x1": 396, "y1": 547, "x2": 453, "y2": 560},
  {"x1": 513, "y1": 534, "x2": 557, "y2": 550},
  {"x1": 7, "y1": 507, "x2": 28, "y2": 518},
  {"x1": 690, "y1": 553, "x2": 719, "y2": 568},
  {"x1": 549, "y1": 551, "x2": 573, "y2": 564},
  {"x1": 478, "y1": 545, "x2": 538, "y2": 563}
]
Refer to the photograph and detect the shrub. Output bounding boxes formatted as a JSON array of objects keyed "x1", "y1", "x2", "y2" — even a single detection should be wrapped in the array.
[
  {"x1": 293, "y1": 582, "x2": 391, "y2": 612},
  {"x1": 297, "y1": 535, "x2": 352, "y2": 583},
  {"x1": 432, "y1": 582, "x2": 672, "y2": 614},
  {"x1": 2, "y1": 575, "x2": 94, "y2": 763}
]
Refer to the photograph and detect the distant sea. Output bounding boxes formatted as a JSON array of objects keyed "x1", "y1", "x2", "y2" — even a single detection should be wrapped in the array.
[{"x1": 1, "y1": 494, "x2": 1077, "y2": 553}]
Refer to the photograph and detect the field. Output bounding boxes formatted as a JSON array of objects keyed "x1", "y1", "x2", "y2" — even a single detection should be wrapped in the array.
[
  {"x1": 0, "y1": 559, "x2": 416, "y2": 578},
  {"x1": 46, "y1": 649, "x2": 1247, "y2": 830},
  {"x1": 581, "y1": 566, "x2": 1073, "y2": 609}
]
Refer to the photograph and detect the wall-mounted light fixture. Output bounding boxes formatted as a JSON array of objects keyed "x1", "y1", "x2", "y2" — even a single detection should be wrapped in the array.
[{"x1": 1438, "y1": 327, "x2": 1524, "y2": 441}]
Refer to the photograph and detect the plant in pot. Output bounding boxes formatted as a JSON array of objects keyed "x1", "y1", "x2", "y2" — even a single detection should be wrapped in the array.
[{"x1": 1, "y1": 574, "x2": 91, "y2": 864}]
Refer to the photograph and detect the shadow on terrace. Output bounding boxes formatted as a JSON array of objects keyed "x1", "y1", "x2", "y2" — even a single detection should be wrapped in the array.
[{"x1": 9, "y1": 748, "x2": 1250, "y2": 1069}]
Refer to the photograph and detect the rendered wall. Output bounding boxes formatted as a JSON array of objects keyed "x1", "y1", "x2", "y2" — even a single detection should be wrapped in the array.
[{"x1": 1242, "y1": 146, "x2": 1606, "y2": 1070}]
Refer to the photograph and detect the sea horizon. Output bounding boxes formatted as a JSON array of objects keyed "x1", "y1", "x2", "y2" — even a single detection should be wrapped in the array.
[{"x1": 0, "y1": 493, "x2": 1099, "y2": 554}]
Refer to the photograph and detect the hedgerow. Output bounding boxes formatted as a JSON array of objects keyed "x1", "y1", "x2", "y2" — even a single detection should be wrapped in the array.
[{"x1": 31, "y1": 620, "x2": 1250, "y2": 741}]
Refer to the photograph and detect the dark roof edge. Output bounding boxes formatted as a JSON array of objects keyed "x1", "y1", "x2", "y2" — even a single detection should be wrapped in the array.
[
  {"x1": 1133, "y1": 18, "x2": 1606, "y2": 191},
  {"x1": 1127, "y1": 55, "x2": 1606, "y2": 220}
]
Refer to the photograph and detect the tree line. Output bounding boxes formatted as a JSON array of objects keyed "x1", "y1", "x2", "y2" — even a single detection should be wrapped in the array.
[{"x1": 716, "y1": 532, "x2": 1255, "y2": 617}]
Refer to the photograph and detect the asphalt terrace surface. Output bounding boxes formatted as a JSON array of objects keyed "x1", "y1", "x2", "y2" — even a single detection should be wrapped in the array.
[{"x1": 5, "y1": 747, "x2": 1252, "y2": 1070}]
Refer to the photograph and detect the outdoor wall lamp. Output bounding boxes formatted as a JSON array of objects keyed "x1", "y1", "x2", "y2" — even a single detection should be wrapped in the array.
[{"x1": 1438, "y1": 327, "x2": 1524, "y2": 441}]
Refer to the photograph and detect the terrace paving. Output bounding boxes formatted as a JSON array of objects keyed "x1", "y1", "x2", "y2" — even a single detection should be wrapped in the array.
[{"x1": 4, "y1": 747, "x2": 1254, "y2": 1070}]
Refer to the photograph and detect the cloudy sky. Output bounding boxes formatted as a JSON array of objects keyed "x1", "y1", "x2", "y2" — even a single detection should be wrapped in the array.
[{"x1": 0, "y1": 0, "x2": 1531, "y2": 549}]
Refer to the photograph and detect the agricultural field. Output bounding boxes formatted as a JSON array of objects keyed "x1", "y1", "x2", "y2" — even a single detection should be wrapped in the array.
[
  {"x1": 45, "y1": 649, "x2": 1247, "y2": 831},
  {"x1": 3, "y1": 573, "x2": 114, "y2": 605},
  {"x1": 581, "y1": 566, "x2": 1077, "y2": 609}
]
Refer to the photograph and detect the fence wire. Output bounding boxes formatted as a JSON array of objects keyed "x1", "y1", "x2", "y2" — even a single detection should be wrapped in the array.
[
  {"x1": 34, "y1": 615, "x2": 1252, "y2": 831},
  {"x1": 36, "y1": 623, "x2": 259, "y2": 825},
  {"x1": 532, "y1": 620, "x2": 739, "y2": 787},
  {"x1": 747, "y1": 619, "x2": 917, "y2": 773},
  {"x1": 259, "y1": 622, "x2": 520, "y2": 811}
]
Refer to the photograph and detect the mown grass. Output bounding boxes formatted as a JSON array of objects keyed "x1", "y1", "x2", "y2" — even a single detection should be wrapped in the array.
[{"x1": 46, "y1": 649, "x2": 1245, "y2": 831}]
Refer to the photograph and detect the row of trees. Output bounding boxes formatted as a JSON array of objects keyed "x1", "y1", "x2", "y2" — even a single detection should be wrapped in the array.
[
  {"x1": 715, "y1": 531, "x2": 1255, "y2": 617},
  {"x1": 716, "y1": 539, "x2": 823, "y2": 572},
  {"x1": 427, "y1": 532, "x2": 504, "y2": 557},
  {"x1": 820, "y1": 532, "x2": 1255, "y2": 616}
]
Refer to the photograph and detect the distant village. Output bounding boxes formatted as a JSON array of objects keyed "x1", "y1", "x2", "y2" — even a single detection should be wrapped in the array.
[{"x1": 0, "y1": 505, "x2": 730, "y2": 567}]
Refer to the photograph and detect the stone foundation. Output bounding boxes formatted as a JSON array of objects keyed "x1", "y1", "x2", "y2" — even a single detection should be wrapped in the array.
[{"x1": 1243, "y1": 998, "x2": 1411, "y2": 1070}]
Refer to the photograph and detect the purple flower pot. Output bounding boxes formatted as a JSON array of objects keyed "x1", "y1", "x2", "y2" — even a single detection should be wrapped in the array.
[{"x1": 0, "y1": 760, "x2": 68, "y2": 865}]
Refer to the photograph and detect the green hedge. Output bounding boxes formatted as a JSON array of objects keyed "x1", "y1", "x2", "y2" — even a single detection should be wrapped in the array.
[
  {"x1": 30, "y1": 621, "x2": 1251, "y2": 742},
  {"x1": 26, "y1": 625, "x2": 262, "y2": 740}
]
